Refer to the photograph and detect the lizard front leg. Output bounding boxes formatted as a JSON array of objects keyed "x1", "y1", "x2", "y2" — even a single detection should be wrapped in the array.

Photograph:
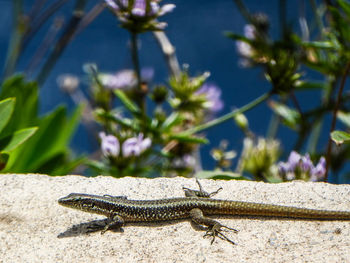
[
  {"x1": 101, "y1": 214, "x2": 124, "y2": 234},
  {"x1": 189, "y1": 208, "x2": 238, "y2": 245},
  {"x1": 183, "y1": 179, "x2": 222, "y2": 198}
]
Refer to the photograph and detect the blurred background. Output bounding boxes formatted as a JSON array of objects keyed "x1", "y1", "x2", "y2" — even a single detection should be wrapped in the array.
[{"x1": 1, "y1": 0, "x2": 344, "y2": 182}]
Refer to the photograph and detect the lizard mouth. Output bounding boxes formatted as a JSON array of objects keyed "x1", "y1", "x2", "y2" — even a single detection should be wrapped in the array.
[{"x1": 58, "y1": 193, "x2": 86, "y2": 208}]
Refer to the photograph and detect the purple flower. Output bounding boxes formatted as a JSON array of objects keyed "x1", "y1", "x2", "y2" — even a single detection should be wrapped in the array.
[
  {"x1": 278, "y1": 151, "x2": 311, "y2": 174},
  {"x1": 278, "y1": 151, "x2": 326, "y2": 181},
  {"x1": 158, "y1": 4, "x2": 176, "y2": 16},
  {"x1": 131, "y1": 0, "x2": 162, "y2": 17},
  {"x1": 278, "y1": 151, "x2": 297, "y2": 173},
  {"x1": 105, "y1": 0, "x2": 119, "y2": 9},
  {"x1": 236, "y1": 24, "x2": 258, "y2": 68},
  {"x1": 100, "y1": 68, "x2": 153, "y2": 90},
  {"x1": 131, "y1": 0, "x2": 147, "y2": 17},
  {"x1": 236, "y1": 24, "x2": 256, "y2": 58},
  {"x1": 105, "y1": 0, "x2": 128, "y2": 10},
  {"x1": 172, "y1": 154, "x2": 196, "y2": 169},
  {"x1": 105, "y1": 0, "x2": 175, "y2": 19},
  {"x1": 99, "y1": 132, "x2": 120, "y2": 157},
  {"x1": 300, "y1": 153, "x2": 313, "y2": 172},
  {"x1": 278, "y1": 161, "x2": 290, "y2": 174},
  {"x1": 244, "y1": 24, "x2": 256, "y2": 39},
  {"x1": 236, "y1": 41, "x2": 254, "y2": 67},
  {"x1": 286, "y1": 151, "x2": 301, "y2": 171},
  {"x1": 122, "y1": 133, "x2": 151, "y2": 157},
  {"x1": 101, "y1": 70, "x2": 136, "y2": 90},
  {"x1": 236, "y1": 41, "x2": 254, "y2": 58},
  {"x1": 310, "y1": 157, "x2": 326, "y2": 182},
  {"x1": 196, "y1": 83, "x2": 224, "y2": 113}
]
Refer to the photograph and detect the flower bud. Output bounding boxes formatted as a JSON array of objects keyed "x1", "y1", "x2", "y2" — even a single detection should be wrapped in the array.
[{"x1": 233, "y1": 112, "x2": 249, "y2": 131}]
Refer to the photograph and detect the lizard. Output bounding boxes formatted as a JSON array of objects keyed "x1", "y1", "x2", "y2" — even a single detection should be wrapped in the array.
[{"x1": 58, "y1": 179, "x2": 350, "y2": 244}]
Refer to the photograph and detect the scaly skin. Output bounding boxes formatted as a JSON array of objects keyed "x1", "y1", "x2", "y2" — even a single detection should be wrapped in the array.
[
  {"x1": 58, "y1": 180, "x2": 350, "y2": 244},
  {"x1": 58, "y1": 194, "x2": 350, "y2": 221}
]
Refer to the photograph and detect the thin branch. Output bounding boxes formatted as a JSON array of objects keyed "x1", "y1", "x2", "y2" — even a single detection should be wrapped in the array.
[
  {"x1": 299, "y1": 0, "x2": 309, "y2": 41},
  {"x1": 152, "y1": 31, "x2": 181, "y2": 79},
  {"x1": 181, "y1": 92, "x2": 271, "y2": 136},
  {"x1": 279, "y1": 0, "x2": 287, "y2": 39},
  {"x1": 325, "y1": 61, "x2": 350, "y2": 181},
  {"x1": 232, "y1": 0, "x2": 253, "y2": 23},
  {"x1": 28, "y1": 0, "x2": 47, "y2": 21},
  {"x1": 25, "y1": 17, "x2": 64, "y2": 76},
  {"x1": 36, "y1": 0, "x2": 87, "y2": 86},
  {"x1": 23, "y1": 0, "x2": 70, "y2": 47},
  {"x1": 309, "y1": 0, "x2": 325, "y2": 38},
  {"x1": 130, "y1": 31, "x2": 145, "y2": 110},
  {"x1": 2, "y1": 0, "x2": 23, "y2": 79},
  {"x1": 75, "y1": 2, "x2": 105, "y2": 36}
]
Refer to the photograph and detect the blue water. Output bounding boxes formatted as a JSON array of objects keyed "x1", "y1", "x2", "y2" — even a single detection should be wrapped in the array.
[{"x1": 0, "y1": 1, "x2": 346, "y2": 182}]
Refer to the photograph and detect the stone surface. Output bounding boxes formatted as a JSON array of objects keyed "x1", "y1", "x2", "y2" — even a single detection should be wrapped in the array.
[{"x1": 1, "y1": 174, "x2": 350, "y2": 262}]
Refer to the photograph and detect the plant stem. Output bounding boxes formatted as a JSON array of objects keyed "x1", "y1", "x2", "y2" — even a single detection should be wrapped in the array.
[
  {"x1": 279, "y1": 0, "x2": 287, "y2": 39},
  {"x1": 75, "y1": 2, "x2": 105, "y2": 35},
  {"x1": 325, "y1": 61, "x2": 350, "y2": 181},
  {"x1": 23, "y1": 0, "x2": 70, "y2": 49},
  {"x1": 25, "y1": 17, "x2": 64, "y2": 76},
  {"x1": 36, "y1": 0, "x2": 87, "y2": 86},
  {"x1": 306, "y1": 117, "x2": 322, "y2": 154},
  {"x1": 130, "y1": 31, "x2": 145, "y2": 111},
  {"x1": 2, "y1": 0, "x2": 23, "y2": 79},
  {"x1": 266, "y1": 112, "x2": 280, "y2": 139},
  {"x1": 181, "y1": 92, "x2": 271, "y2": 136},
  {"x1": 153, "y1": 31, "x2": 180, "y2": 79},
  {"x1": 232, "y1": 0, "x2": 253, "y2": 23},
  {"x1": 309, "y1": 0, "x2": 324, "y2": 39}
]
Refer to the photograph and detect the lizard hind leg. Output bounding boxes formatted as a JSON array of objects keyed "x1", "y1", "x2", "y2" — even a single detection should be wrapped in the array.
[
  {"x1": 183, "y1": 179, "x2": 223, "y2": 198},
  {"x1": 189, "y1": 208, "x2": 238, "y2": 245},
  {"x1": 204, "y1": 224, "x2": 238, "y2": 245}
]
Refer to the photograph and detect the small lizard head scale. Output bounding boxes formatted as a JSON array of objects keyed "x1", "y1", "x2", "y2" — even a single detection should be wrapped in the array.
[{"x1": 58, "y1": 193, "x2": 108, "y2": 215}]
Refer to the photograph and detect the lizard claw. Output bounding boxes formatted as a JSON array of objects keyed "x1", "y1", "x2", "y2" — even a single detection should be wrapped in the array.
[{"x1": 203, "y1": 223, "x2": 238, "y2": 245}]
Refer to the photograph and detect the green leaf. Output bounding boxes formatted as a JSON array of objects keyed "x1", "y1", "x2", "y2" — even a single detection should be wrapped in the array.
[
  {"x1": 295, "y1": 81, "x2": 326, "y2": 91},
  {"x1": 0, "y1": 152, "x2": 9, "y2": 171},
  {"x1": 55, "y1": 156, "x2": 86, "y2": 175},
  {"x1": 0, "y1": 98, "x2": 15, "y2": 134},
  {"x1": 36, "y1": 153, "x2": 86, "y2": 176},
  {"x1": 300, "y1": 41, "x2": 338, "y2": 49},
  {"x1": 265, "y1": 175, "x2": 283, "y2": 183},
  {"x1": 161, "y1": 112, "x2": 185, "y2": 131},
  {"x1": 329, "y1": 5, "x2": 350, "y2": 43},
  {"x1": 331, "y1": 130, "x2": 350, "y2": 145},
  {"x1": 195, "y1": 170, "x2": 245, "y2": 180},
  {"x1": 0, "y1": 127, "x2": 38, "y2": 152},
  {"x1": 338, "y1": 0, "x2": 350, "y2": 17},
  {"x1": 169, "y1": 134, "x2": 208, "y2": 144},
  {"x1": 0, "y1": 75, "x2": 82, "y2": 174},
  {"x1": 268, "y1": 101, "x2": 300, "y2": 129},
  {"x1": 114, "y1": 89, "x2": 141, "y2": 115},
  {"x1": 86, "y1": 159, "x2": 109, "y2": 174},
  {"x1": 25, "y1": 105, "x2": 82, "y2": 172},
  {"x1": 224, "y1": 31, "x2": 252, "y2": 42},
  {"x1": 0, "y1": 75, "x2": 38, "y2": 133},
  {"x1": 4, "y1": 105, "x2": 82, "y2": 173},
  {"x1": 95, "y1": 109, "x2": 140, "y2": 131},
  {"x1": 337, "y1": 111, "x2": 350, "y2": 128}
]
